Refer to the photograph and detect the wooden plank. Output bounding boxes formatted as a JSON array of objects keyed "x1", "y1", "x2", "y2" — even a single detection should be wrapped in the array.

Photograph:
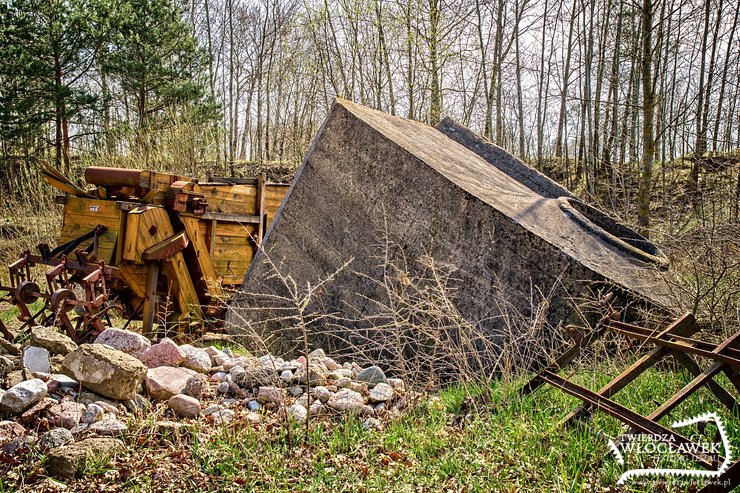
[
  {"x1": 125, "y1": 206, "x2": 203, "y2": 322},
  {"x1": 115, "y1": 207, "x2": 126, "y2": 264},
  {"x1": 118, "y1": 264, "x2": 147, "y2": 298},
  {"x1": 143, "y1": 231, "x2": 189, "y2": 260},
  {"x1": 165, "y1": 252, "x2": 202, "y2": 318},
  {"x1": 256, "y1": 173, "x2": 266, "y2": 247},
  {"x1": 209, "y1": 219, "x2": 217, "y2": 254},
  {"x1": 142, "y1": 262, "x2": 160, "y2": 335},
  {"x1": 122, "y1": 209, "x2": 144, "y2": 263},
  {"x1": 202, "y1": 177, "x2": 259, "y2": 186},
  {"x1": 213, "y1": 259, "x2": 252, "y2": 280},
  {"x1": 212, "y1": 244, "x2": 254, "y2": 260},
  {"x1": 212, "y1": 223, "x2": 257, "y2": 238},
  {"x1": 181, "y1": 216, "x2": 223, "y2": 299},
  {"x1": 201, "y1": 184, "x2": 258, "y2": 215},
  {"x1": 200, "y1": 212, "x2": 260, "y2": 223},
  {"x1": 64, "y1": 197, "x2": 121, "y2": 219},
  {"x1": 214, "y1": 235, "x2": 253, "y2": 246},
  {"x1": 221, "y1": 275, "x2": 245, "y2": 285}
]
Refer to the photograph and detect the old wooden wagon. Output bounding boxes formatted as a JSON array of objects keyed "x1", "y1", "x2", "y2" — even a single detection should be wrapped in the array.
[{"x1": 0, "y1": 165, "x2": 289, "y2": 341}]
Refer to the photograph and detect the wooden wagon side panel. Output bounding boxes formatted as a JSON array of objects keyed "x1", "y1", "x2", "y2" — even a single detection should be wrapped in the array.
[
  {"x1": 211, "y1": 221, "x2": 257, "y2": 285},
  {"x1": 59, "y1": 197, "x2": 122, "y2": 264}
]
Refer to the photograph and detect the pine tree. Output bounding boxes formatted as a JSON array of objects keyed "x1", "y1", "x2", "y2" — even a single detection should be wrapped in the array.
[
  {"x1": 102, "y1": 0, "x2": 217, "y2": 147},
  {"x1": 0, "y1": 0, "x2": 100, "y2": 171}
]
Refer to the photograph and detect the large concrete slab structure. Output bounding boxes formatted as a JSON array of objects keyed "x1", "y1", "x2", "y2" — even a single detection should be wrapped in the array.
[{"x1": 226, "y1": 99, "x2": 682, "y2": 357}]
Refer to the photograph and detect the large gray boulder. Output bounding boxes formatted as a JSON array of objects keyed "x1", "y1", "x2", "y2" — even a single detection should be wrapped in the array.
[{"x1": 62, "y1": 344, "x2": 147, "y2": 401}]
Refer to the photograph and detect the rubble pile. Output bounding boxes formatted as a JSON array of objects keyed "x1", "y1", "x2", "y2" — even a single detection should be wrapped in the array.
[{"x1": 0, "y1": 326, "x2": 408, "y2": 479}]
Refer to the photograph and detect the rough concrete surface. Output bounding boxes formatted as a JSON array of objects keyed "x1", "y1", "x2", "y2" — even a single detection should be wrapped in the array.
[{"x1": 226, "y1": 99, "x2": 682, "y2": 360}]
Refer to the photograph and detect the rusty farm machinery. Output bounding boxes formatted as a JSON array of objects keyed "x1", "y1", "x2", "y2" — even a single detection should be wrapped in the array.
[{"x1": 0, "y1": 164, "x2": 289, "y2": 343}]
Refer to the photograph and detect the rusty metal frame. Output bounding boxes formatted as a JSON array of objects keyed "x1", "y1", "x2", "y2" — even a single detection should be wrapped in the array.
[{"x1": 523, "y1": 312, "x2": 740, "y2": 493}]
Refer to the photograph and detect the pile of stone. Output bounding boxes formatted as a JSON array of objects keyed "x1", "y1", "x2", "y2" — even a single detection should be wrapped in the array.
[{"x1": 0, "y1": 326, "x2": 408, "y2": 479}]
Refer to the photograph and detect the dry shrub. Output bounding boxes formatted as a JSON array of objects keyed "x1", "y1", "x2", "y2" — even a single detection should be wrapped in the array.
[
  {"x1": 662, "y1": 224, "x2": 739, "y2": 337},
  {"x1": 228, "y1": 236, "x2": 570, "y2": 392}
]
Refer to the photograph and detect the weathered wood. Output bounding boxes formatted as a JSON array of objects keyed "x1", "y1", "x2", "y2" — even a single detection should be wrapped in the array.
[
  {"x1": 142, "y1": 231, "x2": 189, "y2": 261},
  {"x1": 142, "y1": 262, "x2": 160, "y2": 335},
  {"x1": 256, "y1": 172, "x2": 266, "y2": 248},
  {"x1": 181, "y1": 216, "x2": 223, "y2": 299},
  {"x1": 200, "y1": 212, "x2": 261, "y2": 224}
]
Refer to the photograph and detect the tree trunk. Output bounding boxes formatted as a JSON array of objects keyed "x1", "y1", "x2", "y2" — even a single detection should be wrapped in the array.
[
  {"x1": 712, "y1": 0, "x2": 739, "y2": 151},
  {"x1": 637, "y1": 0, "x2": 654, "y2": 235},
  {"x1": 692, "y1": 0, "x2": 712, "y2": 186},
  {"x1": 555, "y1": 0, "x2": 577, "y2": 158}
]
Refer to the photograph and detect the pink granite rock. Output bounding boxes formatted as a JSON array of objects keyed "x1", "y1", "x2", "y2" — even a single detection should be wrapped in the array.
[
  {"x1": 145, "y1": 366, "x2": 203, "y2": 400},
  {"x1": 47, "y1": 400, "x2": 84, "y2": 429},
  {"x1": 139, "y1": 338, "x2": 185, "y2": 368}
]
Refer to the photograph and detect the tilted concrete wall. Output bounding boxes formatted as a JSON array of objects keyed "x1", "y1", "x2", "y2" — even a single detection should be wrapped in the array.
[{"x1": 226, "y1": 99, "x2": 682, "y2": 361}]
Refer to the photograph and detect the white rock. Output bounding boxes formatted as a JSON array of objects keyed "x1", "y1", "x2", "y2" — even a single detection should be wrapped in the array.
[
  {"x1": 89, "y1": 417, "x2": 127, "y2": 436},
  {"x1": 334, "y1": 377, "x2": 351, "y2": 389},
  {"x1": 311, "y1": 386, "x2": 331, "y2": 403},
  {"x1": 207, "y1": 409, "x2": 235, "y2": 425},
  {"x1": 280, "y1": 370, "x2": 293, "y2": 383},
  {"x1": 328, "y1": 369, "x2": 353, "y2": 379},
  {"x1": 327, "y1": 388, "x2": 364, "y2": 413},
  {"x1": 216, "y1": 381, "x2": 229, "y2": 393},
  {"x1": 362, "y1": 417, "x2": 381, "y2": 430},
  {"x1": 387, "y1": 378, "x2": 405, "y2": 392},
  {"x1": 0, "y1": 379, "x2": 48, "y2": 414},
  {"x1": 62, "y1": 344, "x2": 147, "y2": 401},
  {"x1": 94, "y1": 328, "x2": 151, "y2": 359},
  {"x1": 246, "y1": 400, "x2": 261, "y2": 412},
  {"x1": 307, "y1": 349, "x2": 326, "y2": 361},
  {"x1": 23, "y1": 346, "x2": 50, "y2": 374},
  {"x1": 368, "y1": 383, "x2": 393, "y2": 403},
  {"x1": 203, "y1": 404, "x2": 222, "y2": 416},
  {"x1": 288, "y1": 404, "x2": 308, "y2": 423}
]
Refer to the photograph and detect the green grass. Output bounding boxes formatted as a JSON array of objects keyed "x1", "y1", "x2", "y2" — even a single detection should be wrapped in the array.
[{"x1": 2, "y1": 365, "x2": 737, "y2": 492}]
